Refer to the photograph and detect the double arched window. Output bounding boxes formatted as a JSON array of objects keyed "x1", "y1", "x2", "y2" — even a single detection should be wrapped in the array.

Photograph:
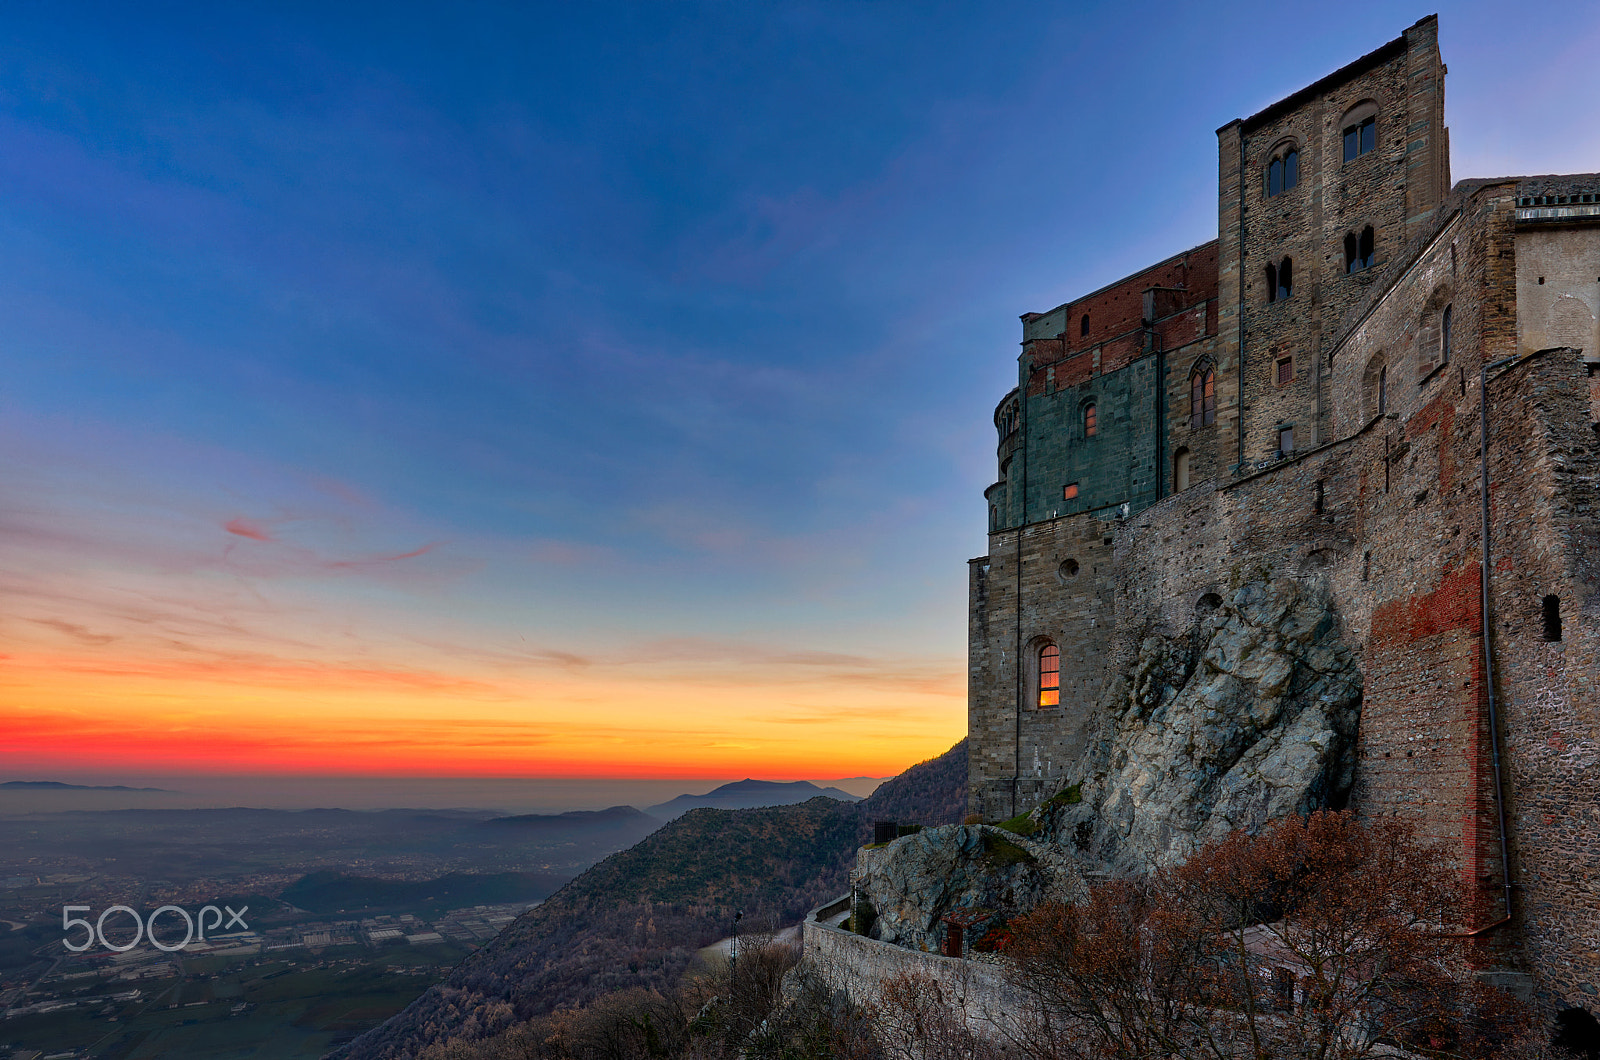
[
  {"x1": 1342, "y1": 101, "x2": 1378, "y2": 162},
  {"x1": 1190, "y1": 362, "x2": 1216, "y2": 428},
  {"x1": 1345, "y1": 226, "x2": 1375, "y2": 274},
  {"x1": 1037, "y1": 643, "x2": 1060, "y2": 708},
  {"x1": 1266, "y1": 257, "x2": 1293, "y2": 303},
  {"x1": 1266, "y1": 146, "x2": 1299, "y2": 197}
]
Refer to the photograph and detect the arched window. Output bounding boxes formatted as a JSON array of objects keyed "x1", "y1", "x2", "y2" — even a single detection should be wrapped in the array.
[
  {"x1": 996, "y1": 402, "x2": 1018, "y2": 440},
  {"x1": 1173, "y1": 447, "x2": 1191, "y2": 492},
  {"x1": 1418, "y1": 296, "x2": 1455, "y2": 380},
  {"x1": 1080, "y1": 313, "x2": 1090, "y2": 338},
  {"x1": 1190, "y1": 363, "x2": 1216, "y2": 428},
  {"x1": 1342, "y1": 102, "x2": 1377, "y2": 162},
  {"x1": 1345, "y1": 226, "x2": 1375, "y2": 273},
  {"x1": 1084, "y1": 402, "x2": 1097, "y2": 438},
  {"x1": 1037, "y1": 643, "x2": 1060, "y2": 708},
  {"x1": 1363, "y1": 352, "x2": 1387, "y2": 420},
  {"x1": 1266, "y1": 146, "x2": 1298, "y2": 197}
]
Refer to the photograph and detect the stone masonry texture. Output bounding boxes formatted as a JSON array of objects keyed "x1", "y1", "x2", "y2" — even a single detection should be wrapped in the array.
[{"x1": 966, "y1": 15, "x2": 1600, "y2": 1019}]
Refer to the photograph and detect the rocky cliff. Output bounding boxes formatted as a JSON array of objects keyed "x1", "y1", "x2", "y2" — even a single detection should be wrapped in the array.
[
  {"x1": 1061, "y1": 576, "x2": 1363, "y2": 871},
  {"x1": 855, "y1": 578, "x2": 1362, "y2": 943},
  {"x1": 854, "y1": 824, "x2": 1084, "y2": 952}
]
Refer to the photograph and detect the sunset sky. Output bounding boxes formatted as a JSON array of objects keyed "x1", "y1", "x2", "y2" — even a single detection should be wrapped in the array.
[{"x1": 4, "y1": 1, "x2": 1598, "y2": 783}]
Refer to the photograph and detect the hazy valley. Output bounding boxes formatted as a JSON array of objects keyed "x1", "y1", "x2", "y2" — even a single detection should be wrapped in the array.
[{"x1": 0, "y1": 770, "x2": 937, "y2": 1060}]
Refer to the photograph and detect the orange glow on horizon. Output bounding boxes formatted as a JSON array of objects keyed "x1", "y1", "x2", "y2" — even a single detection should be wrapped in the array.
[{"x1": 1, "y1": 646, "x2": 964, "y2": 779}]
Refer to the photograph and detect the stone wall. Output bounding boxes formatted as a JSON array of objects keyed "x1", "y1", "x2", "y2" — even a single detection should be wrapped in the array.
[
  {"x1": 968, "y1": 515, "x2": 1116, "y2": 820},
  {"x1": 1516, "y1": 213, "x2": 1600, "y2": 360},
  {"x1": 1484, "y1": 346, "x2": 1600, "y2": 1009},
  {"x1": 989, "y1": 242, "x2": 1221, "y2": 534},
  {"x1": 801, "y1": 896, "x2": 1024, "y2": 1039}
]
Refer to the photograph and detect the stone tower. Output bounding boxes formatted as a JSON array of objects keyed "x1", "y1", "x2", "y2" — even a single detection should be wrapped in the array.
[{"x1": 1216, "y1": 15, "x2": 1449, "y2": 466}]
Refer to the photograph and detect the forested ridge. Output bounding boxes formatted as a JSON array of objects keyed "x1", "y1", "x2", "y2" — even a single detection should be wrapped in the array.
[{"x1": 332, "y1": 740, "x2": 966, "y2": 1060}]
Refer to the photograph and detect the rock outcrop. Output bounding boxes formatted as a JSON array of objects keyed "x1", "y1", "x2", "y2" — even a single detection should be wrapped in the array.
[
  {"x1": 1049, "y1": 576, "x2": 1363, "y2": 872},
  {"x1": 850, "y1": 578, "x2": 1359, "y2": 956},
  {"x1": 853, "y1": 824, "x2": 1084, "y2": 952}
]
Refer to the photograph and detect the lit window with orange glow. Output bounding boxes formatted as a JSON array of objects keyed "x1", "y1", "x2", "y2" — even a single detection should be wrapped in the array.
[
  {"x1": 1084, "y1": 403, "x2": 1097, "y2": 437},
  {"x1": 1038, "y1": 644, "x2": 1060, "y2": 708}
]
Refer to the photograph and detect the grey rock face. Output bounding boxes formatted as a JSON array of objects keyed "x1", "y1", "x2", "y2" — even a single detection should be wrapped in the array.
[
  {"x1": 852, "y1": 577, "x2": 1359, "y2": 955},
  {"x1": 1057, "y1": 577, "x2": 1362, "y2": 872},
  {"x1": 853, "y1": 825, "x2": 1084, "y2": 953}
]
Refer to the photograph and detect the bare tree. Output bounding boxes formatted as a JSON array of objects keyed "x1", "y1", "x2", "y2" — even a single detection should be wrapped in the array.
[
  {"x1": 869, "y1": 970, "x2": 1003, "y2": 1060},
  {"x1": 1004, "y1": 877, "x2": 1217, "y2": 1060},
  {"x1": 1005, "y1": 811, "x2": 1535, "y2": 1060}
]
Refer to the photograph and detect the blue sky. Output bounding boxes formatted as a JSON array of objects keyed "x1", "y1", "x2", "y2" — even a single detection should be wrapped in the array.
[{"x1": 4, "y1": 1, "x2": 1598, "y2": 779}]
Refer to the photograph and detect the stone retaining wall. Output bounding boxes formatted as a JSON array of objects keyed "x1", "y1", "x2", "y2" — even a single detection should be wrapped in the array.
[{"x1": 801, "y1": 896, "x2": 1024, "y2": 1038}]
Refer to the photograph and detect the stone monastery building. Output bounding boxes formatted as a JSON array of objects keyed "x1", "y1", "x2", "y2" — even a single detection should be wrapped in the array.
[{"x1": 967, "y1": 15, "x2": 1600, "y2": 1009}]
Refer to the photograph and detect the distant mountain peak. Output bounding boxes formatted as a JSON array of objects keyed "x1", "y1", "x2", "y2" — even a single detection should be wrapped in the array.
[{"x1": 646, "y1": 778, "x2": 859, "y2": 819}]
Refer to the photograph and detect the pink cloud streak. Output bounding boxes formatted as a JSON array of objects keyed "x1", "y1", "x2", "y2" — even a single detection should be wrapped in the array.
[{"x1": 223, "y1": 517, "x2": 274, "y2": 541}]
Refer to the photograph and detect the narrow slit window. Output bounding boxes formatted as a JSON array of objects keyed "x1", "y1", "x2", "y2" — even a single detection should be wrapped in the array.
[
  {"x1": 1441, "y1": 304, "x2": 1452, "y2": 364},
  {"x1": 1265, "y1": 262, "x2": 1278, "y2": 303},
  {"x1": 1359, "y1": 226, "x2": 1374, "y2": 270},
  {"x1": 1038, "y1": 644, "x2": 1060, "y2": 708},
  {"x1": 1191, "y1": 364, "x2": 1216, "y2": 428},
  {"x1": 1080, "y1": 313, "x2": 1090, "y2": 338},
  {"x1": 1542, "y1": 595, "x2": 1562, "y2": 642},
  {"x1": 1278, "y1": 257, "x2": 1292, "y2": 300},
  {"x1": 1378, "y1": 365, "x2": 1388, "y2": 414},
  {"x1": 1174, "y1": 447, "x2": 1191, "y2": 492}
]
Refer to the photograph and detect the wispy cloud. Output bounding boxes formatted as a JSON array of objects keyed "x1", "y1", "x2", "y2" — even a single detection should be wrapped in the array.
[
  {"x1": 223, "y1": 517, "x2": 274, "y2": 541},
  {"x1": 324, "y1": 541, "x2": 440, "y2": 569},
  {"x1": 26, "y1": 618, "x2": 117, "y2": 647}
]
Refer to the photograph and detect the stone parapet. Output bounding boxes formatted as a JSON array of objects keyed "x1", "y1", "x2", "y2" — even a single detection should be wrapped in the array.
[{"x1": 800, "y1": 896, "x2": 1024, "y2": 1038}]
